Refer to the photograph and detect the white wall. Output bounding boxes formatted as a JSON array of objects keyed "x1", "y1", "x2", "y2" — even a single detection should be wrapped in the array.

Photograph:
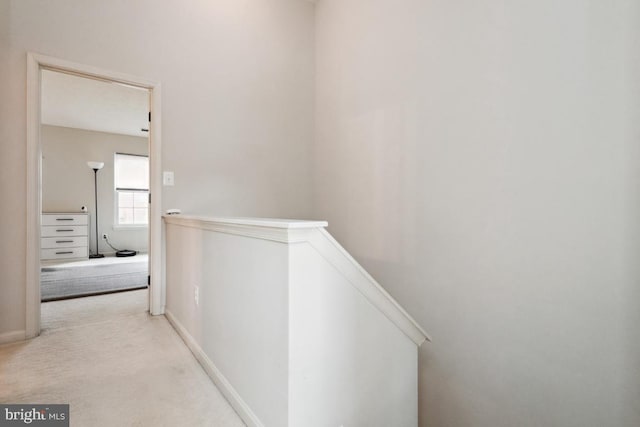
[
  {"x1": 314, "y1": 1, "x2": 640, "y2": 426},
  {"x1": 165, "y1": 222, "x2": 290, "y2": 426},
  {"x1": 42, "y1": 125, "x2": 149, "y2": 254},
  {"x1": 0, "y1": 0, "x2": 314, "y2": 338},
  {"x1": 289, "y1": 242, "x2": 418, "y2": 427},
  {"x1": 0, "y1": 0, "x2": 18, "y2": 336}
]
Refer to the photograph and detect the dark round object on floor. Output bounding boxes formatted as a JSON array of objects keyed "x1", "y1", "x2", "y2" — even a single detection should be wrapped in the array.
[{"x1": 115, "y1": 249, "x2": 137, "y2": 257}]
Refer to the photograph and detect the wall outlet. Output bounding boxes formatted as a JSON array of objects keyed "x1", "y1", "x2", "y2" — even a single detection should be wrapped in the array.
[
  {"x1": 194, "y1": 285, "x2": 199, "y2": 305},
  {"x1": 163, "y1": 171, "x2": 175, "y2": 186},
  {"x1": 102, "y1": 233, "x2": 108, "y2": 240}
]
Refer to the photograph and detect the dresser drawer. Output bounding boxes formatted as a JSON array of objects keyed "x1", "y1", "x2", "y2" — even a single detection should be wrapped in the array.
[
  {"x1": 41, "y1": 225, "x2": 88, "y2": 237},
  {"x1": 41, "y1": 236, "x2": 88, "y2": 249},
  {"x1": 41, "y1": 246, "x2": 88, "y2": 260},
  {"x1": 42, "y1": 214, "x2": 88, "y2": 226}
]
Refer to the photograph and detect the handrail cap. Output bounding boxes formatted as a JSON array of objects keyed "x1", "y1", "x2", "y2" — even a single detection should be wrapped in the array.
[{"x1": 163, "y1": 214, "x2": 328, "y2": 229}]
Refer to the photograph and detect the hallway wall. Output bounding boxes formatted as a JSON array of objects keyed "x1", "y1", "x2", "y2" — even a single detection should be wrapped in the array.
[{"x1": 313, "y1": 0, "x2": 640, "y2": 426}]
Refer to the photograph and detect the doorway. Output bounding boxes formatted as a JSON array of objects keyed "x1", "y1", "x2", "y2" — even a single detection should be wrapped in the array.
[
  {"x1": 26, "y1": 53, "x2": 163, "y2": 338},
  {"x1": 40, "y1": 69, "x2": 150, "y2": 303}
]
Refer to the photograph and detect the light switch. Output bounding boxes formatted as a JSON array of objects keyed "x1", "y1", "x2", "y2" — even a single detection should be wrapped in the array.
[{"x1": 163, "y1": 171, "x2": 175, "y2": 186}]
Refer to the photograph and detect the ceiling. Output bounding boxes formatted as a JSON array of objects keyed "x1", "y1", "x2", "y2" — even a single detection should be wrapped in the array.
[{"x1": 41, "y1": 69, "x2": 150, "y2": 138}]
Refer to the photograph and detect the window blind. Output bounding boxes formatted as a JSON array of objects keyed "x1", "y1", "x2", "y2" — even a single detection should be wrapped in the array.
[{"x1": 115, "y1": 153, "x2": 149, "y2": 191}]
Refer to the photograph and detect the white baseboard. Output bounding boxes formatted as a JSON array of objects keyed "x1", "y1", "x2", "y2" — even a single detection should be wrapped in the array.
[
  {"x1": 164, "y1": 310, "x2": 264, "y2": 427},
  {"x1": 0, "y1": 330, "x2": 26, "y2": 345}
]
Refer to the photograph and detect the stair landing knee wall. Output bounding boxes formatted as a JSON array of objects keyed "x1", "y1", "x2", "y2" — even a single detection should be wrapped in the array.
[{"x1": 164, "y1": 215, "x2": 429, "y2": 427}]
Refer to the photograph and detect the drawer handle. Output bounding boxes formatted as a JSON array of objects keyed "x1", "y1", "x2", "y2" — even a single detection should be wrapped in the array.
[
  {"x1": 56, "y1": 218, "x2": 75, "y2": 221},
  {"x1": 56, "y1": 240, "x2": 74, "y2": 243},
  {"x1": 56, "y1": 229, "x2": 74, "y2": 232},
  {"x1": 55, "y1": 251, "x2": 74, "y2": 255}
]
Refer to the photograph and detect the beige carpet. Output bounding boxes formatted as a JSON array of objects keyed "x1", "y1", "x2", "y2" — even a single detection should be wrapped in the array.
[{"x1": 0, "y1": 290, "x2": 245, "y2": 427}]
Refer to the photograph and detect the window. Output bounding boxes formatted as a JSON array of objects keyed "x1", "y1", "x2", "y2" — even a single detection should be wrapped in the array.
[{"x1": 115, "y1": 153, "x2": 149, "y2": 226}]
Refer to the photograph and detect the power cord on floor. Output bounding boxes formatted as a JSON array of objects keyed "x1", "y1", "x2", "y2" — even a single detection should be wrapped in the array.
[
  {"x1": 104, "y1": 236, "x2": 138, "y2": 257},
  {"x1": 104, "y1": 235, "x2": 122, "y2": 252}
]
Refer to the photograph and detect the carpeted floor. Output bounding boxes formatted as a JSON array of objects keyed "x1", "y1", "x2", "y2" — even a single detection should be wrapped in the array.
[
  {"x1": 41, "y1": 255, "x2": 148, "y2": 301},
  {"x1": 0, "y1": 290, "x2": 245, "y2": 427}
]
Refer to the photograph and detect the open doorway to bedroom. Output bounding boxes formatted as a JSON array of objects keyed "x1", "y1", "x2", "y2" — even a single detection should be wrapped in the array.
[
  {"x1": 39, "y1": 69, "x2": 150, "y2": 304},
  {"x1": 26, "y1": 53, "x2": 163, "y2": 339}
]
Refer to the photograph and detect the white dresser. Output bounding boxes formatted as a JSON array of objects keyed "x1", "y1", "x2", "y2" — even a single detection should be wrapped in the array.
[{"x1": 41, "y1": 213, "x2": 89, "y2": 261}]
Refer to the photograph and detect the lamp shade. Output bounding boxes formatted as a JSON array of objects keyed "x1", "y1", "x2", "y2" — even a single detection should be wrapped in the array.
[{"x1": 87, "y1": 161, "x2": 105, "y2": 170}]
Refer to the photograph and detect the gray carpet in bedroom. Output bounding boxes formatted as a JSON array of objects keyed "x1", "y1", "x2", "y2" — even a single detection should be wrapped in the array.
[{"x1": 41, "y1": 261, "x2": 148, "y2": 301}]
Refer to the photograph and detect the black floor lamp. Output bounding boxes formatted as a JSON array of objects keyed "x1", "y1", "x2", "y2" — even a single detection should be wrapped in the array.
[{"x1": 87, "y1": 161, "x2": 105, "y2": 259}]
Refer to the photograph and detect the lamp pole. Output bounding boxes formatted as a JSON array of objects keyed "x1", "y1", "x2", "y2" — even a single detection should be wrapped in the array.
[{"x1": 87, "y1": 161, "x2": 105, "y2": 259}]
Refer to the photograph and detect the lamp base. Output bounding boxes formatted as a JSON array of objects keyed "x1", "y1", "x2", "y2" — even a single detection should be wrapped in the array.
[{"x1": 89, "y1": 253, "x2": 105, "y2": 259}]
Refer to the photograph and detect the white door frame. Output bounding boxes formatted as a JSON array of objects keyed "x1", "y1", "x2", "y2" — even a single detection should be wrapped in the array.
[{"x1": 26, "y1": 53, "x2": 164, "y2": 338}]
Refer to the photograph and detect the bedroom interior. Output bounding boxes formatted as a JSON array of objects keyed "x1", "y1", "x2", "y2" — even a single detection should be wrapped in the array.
[{"x1": 39, "y1": 69, "x2": 150, "y2": 302}]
